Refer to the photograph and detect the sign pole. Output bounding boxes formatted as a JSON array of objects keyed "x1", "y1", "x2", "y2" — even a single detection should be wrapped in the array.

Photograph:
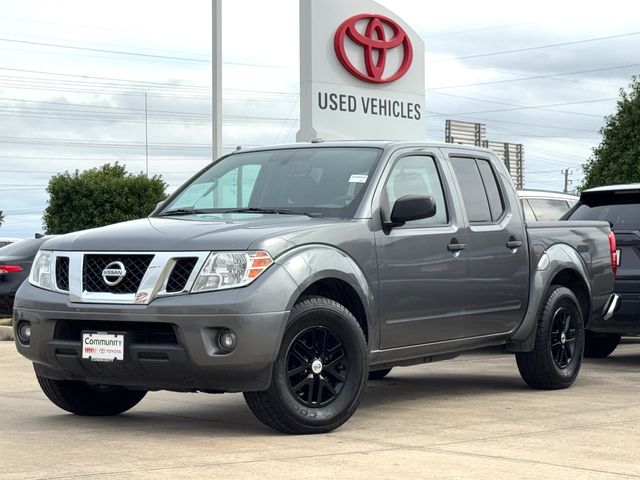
[{"x1": 212, "y1": 0, "x2": 222, "y2": 160}]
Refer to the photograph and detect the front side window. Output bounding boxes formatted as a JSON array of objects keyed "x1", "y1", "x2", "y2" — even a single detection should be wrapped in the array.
[
  {"x1": 384, "y1": 155, "x2": 448, "y2": 226},
  {"x1": 163, "y1": 147, "x2": 381, "y2": 219}
]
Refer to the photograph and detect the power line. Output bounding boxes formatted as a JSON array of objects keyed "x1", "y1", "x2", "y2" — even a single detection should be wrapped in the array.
[
  {"x1": 0, "y1": 37, "x2": 210, "y2": 63},
  {"x1": 428, "y1": 92, "x2": 604, "y2": 131},
  {"x1": 436, "y1": 30, "x2": 640, "y2": 62},
  {"x1": 426, "y1": 97, "x2": 615, "y2": 118},
  {"x1": 427, "y1": 63, "x2": 640, "y2": 91}
]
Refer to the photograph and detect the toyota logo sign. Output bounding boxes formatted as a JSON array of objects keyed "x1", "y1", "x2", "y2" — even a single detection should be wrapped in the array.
[{"x1": 334, "y1": 13, "x2": 413, "y2": 84}]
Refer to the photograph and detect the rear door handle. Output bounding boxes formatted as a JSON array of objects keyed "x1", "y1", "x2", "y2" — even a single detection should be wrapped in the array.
[
  {"x1": 506, "y1": 240, "x2": 523, "y2": 249},
  {"x1": 447, "y1": 242, "x2": 467, "y2": 252}
]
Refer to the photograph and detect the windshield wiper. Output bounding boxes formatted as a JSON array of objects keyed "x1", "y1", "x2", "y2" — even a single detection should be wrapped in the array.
[
  {"x1": 223, "y1": 207, "x2": 320, "y2": 217},
  {"x1": 158, "y1": 208, "x2": 212, "y2": 217}
]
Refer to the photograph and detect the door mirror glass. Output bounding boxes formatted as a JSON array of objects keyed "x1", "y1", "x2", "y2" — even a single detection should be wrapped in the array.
[{"x1": 390, "y1": 195, "x2": 437, "y2": 226}]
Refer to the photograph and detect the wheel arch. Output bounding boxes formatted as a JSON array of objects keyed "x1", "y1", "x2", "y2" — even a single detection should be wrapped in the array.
[
  {"x1": 507, "y1": 243, "x2": 592, "y2": 352},
  {"x1": 276, "y1": 245, "x2": 375, "y2": 346}
]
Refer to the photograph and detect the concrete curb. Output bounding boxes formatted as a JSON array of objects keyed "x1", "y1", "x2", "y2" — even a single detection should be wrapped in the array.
[{"x1": 0, "y1": 325, "x2": 14, "y2": 341}]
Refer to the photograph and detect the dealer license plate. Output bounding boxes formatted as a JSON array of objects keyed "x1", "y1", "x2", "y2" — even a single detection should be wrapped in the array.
[{"x1": 82, "y1": 331, "x2": 125, "y2": 362}]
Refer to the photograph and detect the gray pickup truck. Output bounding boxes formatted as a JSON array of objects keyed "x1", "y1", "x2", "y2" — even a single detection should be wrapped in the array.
[{"x1": 14, "y1": 142, "x2": 618, "y2": 434}]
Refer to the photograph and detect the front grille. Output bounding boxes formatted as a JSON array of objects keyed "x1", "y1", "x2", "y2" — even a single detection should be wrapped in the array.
[
  {"x1": 83, "y1": 254, "x2": 153, "y2": 294},
  {"x1": 166, "y1": 257, "x2": 198, "y2": 293},
  {"x1": 54, "y1": 319, "x2": 178, "y2": 345},
  {"x1": 55, "y1": 257, "x2": 70, "y2": 291}
]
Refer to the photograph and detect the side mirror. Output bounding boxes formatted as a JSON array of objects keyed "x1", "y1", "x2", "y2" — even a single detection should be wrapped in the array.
[{"x1": 387, "y1": 195, "x2": 437, "y2": 228}]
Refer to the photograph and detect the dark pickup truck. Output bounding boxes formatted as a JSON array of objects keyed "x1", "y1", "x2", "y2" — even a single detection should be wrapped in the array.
[{"x1": 14, "y1": 142, "x2": 618, "y2": 434}]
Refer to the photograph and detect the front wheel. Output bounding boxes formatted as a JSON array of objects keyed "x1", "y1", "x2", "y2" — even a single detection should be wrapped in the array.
[
  {"x1": 244, "y1": 296, "x2": 368, "y2": 434},
  {"x1": 516, "y1": 286, "x2": 585, "y2": 389},
  {"x1": 37, "y1": 375, "x2": 147, "y2": 416}
]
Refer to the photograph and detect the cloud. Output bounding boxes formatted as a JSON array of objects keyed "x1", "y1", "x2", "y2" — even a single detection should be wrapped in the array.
[{"x1": 1, "y1": 0, "x2": 637, "y2": 236}]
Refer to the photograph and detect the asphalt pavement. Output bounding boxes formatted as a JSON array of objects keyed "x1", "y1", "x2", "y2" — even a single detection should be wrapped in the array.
[{"x1": 1, "y1": 339, "x2": 639, "y2": 480}]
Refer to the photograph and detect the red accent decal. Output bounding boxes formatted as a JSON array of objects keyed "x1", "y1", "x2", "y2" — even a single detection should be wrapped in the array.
[{"x1": 334, "y1": 13, "x2": 413, "y2": 84}]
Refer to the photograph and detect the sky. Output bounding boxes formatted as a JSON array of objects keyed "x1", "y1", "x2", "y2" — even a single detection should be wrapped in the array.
[{"x1": 0, "y1": 0, "x2": 639, "y2": 238}]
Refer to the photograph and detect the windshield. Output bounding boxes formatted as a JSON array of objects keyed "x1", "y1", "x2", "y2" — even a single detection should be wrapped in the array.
[{"x1": 161, "y1": 147, "x2": 381, "y2": 218}]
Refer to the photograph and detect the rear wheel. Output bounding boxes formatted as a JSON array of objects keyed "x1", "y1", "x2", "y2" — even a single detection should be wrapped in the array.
[
  {"x1": 368, "y1": 368, "x2": 392, "y2": 380},
  {"x1": 37, "y1": 375, "x2": 147, "y2": 416},
  {"x1": 584, "y1": 331, "x2": 621, "y2": 358},
  {"x1": 516, "y1": 286, "x2": 585, "y2": 389},
  {"x1": 244, "y1": 296, "x2": 367, "y2": 434}
]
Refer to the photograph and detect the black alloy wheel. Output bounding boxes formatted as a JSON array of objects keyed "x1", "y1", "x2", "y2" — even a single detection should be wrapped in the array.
[
  {"x1": 285, "y1": 326, "x2": 348, "y2": 408},
  {"x1": 516, "y1": 285, "x2": 585, "y2": 390},
  {"x1": 550, "y1": 307, "x2": 577, "y2": 369},
  {"x1": 244, "y1": 295, "x2": 368, "y2": 434}
]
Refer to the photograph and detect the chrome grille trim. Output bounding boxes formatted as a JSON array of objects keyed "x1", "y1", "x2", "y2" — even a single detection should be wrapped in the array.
[{"x1": 52, "y1": 251, "x2": 210, "y2": 305}]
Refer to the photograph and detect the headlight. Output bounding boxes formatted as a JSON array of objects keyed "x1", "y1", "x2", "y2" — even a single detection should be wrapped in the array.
[
  {"x1": 29, "y1": 250, "x2": 53, "y2": 290},
  {"x1": 192, "y1": 251, "x2": 273, "y2": 293}
]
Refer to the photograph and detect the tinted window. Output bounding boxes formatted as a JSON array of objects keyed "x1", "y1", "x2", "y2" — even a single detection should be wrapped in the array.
[
  {"x1": 385, "y1": 155, "x2": 448, "y2": 226},
  {"x1": 450, "y1": 157, "x2": 491, "y2": 223},
  {"x1": 570, "y1": 202, "x2": 640, "y2": 231},
  {"x1": 477, "y1": 159, "x2": 505, "y2": 221},
  {"x1": 164, "y1": 148, "x2": 381, "y2": 218},
  {"x1": 528, "y1": 198, "x2": 571, "y2": 221}
]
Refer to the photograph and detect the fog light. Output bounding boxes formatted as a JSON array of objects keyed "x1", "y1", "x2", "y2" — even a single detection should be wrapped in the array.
[
  {"x1": 17, "y1": 321, "x2": 31, "y2": 345},
  {"x1": 217, "y1": 330, "x2": 237, "y2": 352}
]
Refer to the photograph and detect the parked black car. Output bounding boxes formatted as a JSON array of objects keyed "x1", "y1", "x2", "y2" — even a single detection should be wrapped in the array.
[
  {"x1": 0, "y1": 237, "x2": 49, "y2": 316},
  {"x1": 563, "y1": 183, "x2": 639, "y2": 357}
]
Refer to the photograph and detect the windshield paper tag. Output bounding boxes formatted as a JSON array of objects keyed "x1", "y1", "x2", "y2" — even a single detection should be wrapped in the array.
[{"x1": 348, "y1": 174, "x2": 368, "y2": 183}]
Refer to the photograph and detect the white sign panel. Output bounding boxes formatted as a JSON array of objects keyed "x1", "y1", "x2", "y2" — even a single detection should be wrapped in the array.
[{"x1": 297, "y1": 0, "x2": 426, "y2": 142}]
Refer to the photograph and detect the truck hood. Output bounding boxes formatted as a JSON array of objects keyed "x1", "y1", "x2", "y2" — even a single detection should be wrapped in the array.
[{"x1": 43, "y1": 215, "x2": 353, "y2": 256}]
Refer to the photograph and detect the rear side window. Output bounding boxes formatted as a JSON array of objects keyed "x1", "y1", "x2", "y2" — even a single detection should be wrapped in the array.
[
  {"x1": 450, "y1": 157, "x2": 505, "y2": 223},
  {"x1": 570, "y1": 202, "x2": 640, "y2": 230},
  {"x1": 528, "y1": 198, "x2": 571, "y2": 221},
  {"x1": 477, "y1": 159, "x2": 505, "y2": 221}
]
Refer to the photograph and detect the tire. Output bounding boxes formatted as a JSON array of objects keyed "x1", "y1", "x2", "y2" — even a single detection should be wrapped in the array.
[
  {"x1": 368, "y1": 368, "x2": 392, "y2": 380},
  {"x1": 584, "y1": 331, "x2": 621, "y2": 358},
  {"x1": 37, "y1": 375, "x2": 147, "y2": 416},
  {"x1": 244, "y1": 296, "x2": 368, "y2": 434},
  {"x1": 516, "y1": 286, "x2": 585, "y2": 389}
]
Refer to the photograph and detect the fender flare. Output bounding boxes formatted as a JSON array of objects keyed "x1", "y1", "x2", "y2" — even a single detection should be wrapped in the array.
[
  {"x1": 275, "y1": 244, "x2": 376, "y2": 344},
  {"x1": 507, "y1": 243, "x2": 592, "y2": 352}
]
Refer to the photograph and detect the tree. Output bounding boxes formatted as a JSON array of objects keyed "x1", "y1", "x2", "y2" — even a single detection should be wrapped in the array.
[
  {"x1": 581, "y1": 76, "x2": 640, "y2": 190},
  {"x1": 43, "y1": 163, "x2": 168, "y2": 234},
  {"x1": 0, "y1": 209, "x2": 4, "y2": 227}
]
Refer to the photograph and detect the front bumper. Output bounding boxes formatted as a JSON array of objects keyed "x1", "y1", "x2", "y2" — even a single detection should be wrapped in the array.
[{"x1": 13, "y1": 265, "x2": 298, "y2": 392}]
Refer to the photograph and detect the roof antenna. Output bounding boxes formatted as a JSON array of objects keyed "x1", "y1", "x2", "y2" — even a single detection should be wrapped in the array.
[{"x1": 310, "y1": 138, "x2": 324, "y2": 143}]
